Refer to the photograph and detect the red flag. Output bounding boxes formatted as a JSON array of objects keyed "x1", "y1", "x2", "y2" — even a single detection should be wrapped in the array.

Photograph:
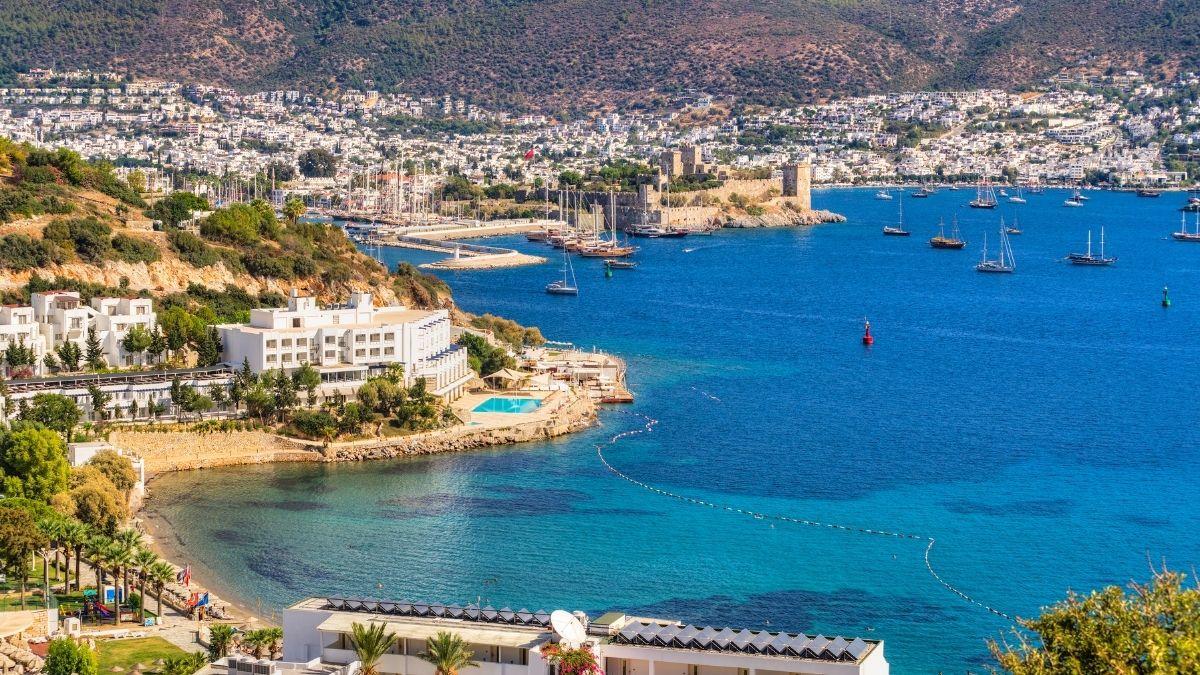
[{"x1": 523, "y1": 148, "x2": 536, "y2": 161}]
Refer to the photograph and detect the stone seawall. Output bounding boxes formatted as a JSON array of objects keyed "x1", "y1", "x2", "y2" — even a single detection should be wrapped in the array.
[
  {"x1": 302, "y1": 392, "x2": 597, "y2": 462},
  {"x1": 115, "y1": 392, "x2": 598, "y2": 475}
]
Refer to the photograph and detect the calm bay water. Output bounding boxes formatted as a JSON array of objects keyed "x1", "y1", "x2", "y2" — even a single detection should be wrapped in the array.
[{"x1": 149, "y1": 188, "x2": 1200, "y2": 673}]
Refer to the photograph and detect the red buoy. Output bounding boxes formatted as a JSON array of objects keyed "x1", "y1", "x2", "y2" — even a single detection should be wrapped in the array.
[{"x1": 862, "y1": 320, "x2": 874, "y2": 346}]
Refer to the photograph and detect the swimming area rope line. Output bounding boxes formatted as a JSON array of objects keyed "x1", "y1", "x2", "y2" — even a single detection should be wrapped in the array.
[{"x1": 593, "y1": 411, "x2": 1014, "y2": 622}]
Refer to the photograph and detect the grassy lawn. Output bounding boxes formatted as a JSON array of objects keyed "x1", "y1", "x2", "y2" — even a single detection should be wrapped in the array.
[{"x1": 97, "y1": 637, "x2": 189, "y2": 672}]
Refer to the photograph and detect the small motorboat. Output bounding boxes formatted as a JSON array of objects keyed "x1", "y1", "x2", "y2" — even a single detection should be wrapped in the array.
[{"x1": 604, "y1": 259, "x2": 637, "y2": 269}]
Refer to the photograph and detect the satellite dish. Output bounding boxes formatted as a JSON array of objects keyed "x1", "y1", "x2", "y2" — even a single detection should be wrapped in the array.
[{"x1": 550, "y1": 610, "x2": 587, "y2": 646}]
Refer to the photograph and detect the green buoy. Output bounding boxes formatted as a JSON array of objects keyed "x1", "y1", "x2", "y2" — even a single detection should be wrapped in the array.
[
  {"x1": 605, "y1": 265, "x2": 613, "y2": 279},
  {"x1": 1162, "y1": 286, "x2": 1171, "y2": 308}
]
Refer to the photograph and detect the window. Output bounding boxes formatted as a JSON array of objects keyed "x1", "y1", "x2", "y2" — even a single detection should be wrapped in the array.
[
  {"x1": 325, "y1": 336, "x2": 336, "y2": 345},
  {"x1": 266, "y1": 340, "x2": 277, "y2": 349},
  {"x1": 370, "y1": 348, "x2": 380, "y2": 357},
  {"x1": 370, "y1": 333, "x2": 380, "y2": 342},
  {"x1": 355, "y1": 349, "x2": 365, "y2": 357},
  {"x1": 384, "y1": 347, "x2": 394, "y2": 356},
  {"x1": 266, "y1": 355, "x2": 277, "y2": 363},
  {"x1": 332, "y1": 316, "x2": 340, "y2": 325},
  {"x1": 282, "y1": 353, "x2": 292, "y2": 363},
  {"x1": 325, "y1": 351, "x2": 336, "y2": 359},
  {"x1": 355, "y1": 334, "x2": 365, "y2": 343},
  {"x1": 293, "y1": 318, "x2": 301, "y2": 328},
  {"x1": 281, "y1": 339, "x2": 292, "y2": 348}
]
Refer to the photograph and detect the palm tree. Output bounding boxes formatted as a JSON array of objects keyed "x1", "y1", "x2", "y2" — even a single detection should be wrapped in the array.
[
  {"x1": 133, "y1": 548, "x2": 159, "y2": 623},
  {"x1": 418, "y1": 632, "x2": 478, "y2": 675},
  {"x1": 113, "y1": 529, "x2": 144, "y2": 600},
  {"x1": 349, "y1": 622, "x2": 398, "y2": 675},
  {"x1": 36, "y1": 517, "x2": 64, "y2": 593},
  {"x1": 106, "y1": 541, "x2": 133, "y2": 624},
  {"x1": 283, "y1": 197, "x2": 306, "y2": 224},
  {"x1": 62, "y1": 521, "x2": 90, "y2": 593},
  {"x1": 84, "y1": 535, "x2": 111, "y2": 595},
  {"x1": 208, "y1": 624, "x2": 237, "y2": 662},
  {"x1": 148, "y1": 561, "x2": 175, "y2": 620}
]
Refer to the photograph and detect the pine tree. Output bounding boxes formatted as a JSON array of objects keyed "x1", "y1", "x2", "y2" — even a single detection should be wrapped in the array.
[{"x1": 84, "y1": 327, "x2": 105, "y2": 371}]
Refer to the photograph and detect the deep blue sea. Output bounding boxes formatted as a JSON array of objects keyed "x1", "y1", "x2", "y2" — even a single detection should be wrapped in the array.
[{"x1": 149, "y1": 188, "x2": 1200, "y2": 673}]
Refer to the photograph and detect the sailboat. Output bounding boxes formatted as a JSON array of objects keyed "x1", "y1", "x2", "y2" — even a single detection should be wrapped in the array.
[
  {"x1": 882, "y1": 194, "x2": 910, "y2": 236},
  {"x1": 1005, "y1": 217, "x2": 1022, "y2": 235},
  {"x1": 969, "y1": 178, "x2": 998, "y2": 209},
  {"x1": 1007, "y1": 187, "x2": 1027, "y2": 204},
  {"x1": 929, "y1": 215, "x2": 966, "y2": 249},
  {"x1": 1068, "y1": 228, "x2": 1116, "y2": 265},
  {"x1": 874, "y1": 188, "x2": 894, "y2": 200},
  {"x1": 546, "y1": 247, "x2": 579, "y2": 295},
  {"x1": 1173, "y1": 210, "x2": 1200, "y2": 242},
  {"x1": 976, "y1": 223, "x2": 1015, "y2": 273},
  {"x1": 579, "y1": 192, "x2": 638, "y2": 257}
]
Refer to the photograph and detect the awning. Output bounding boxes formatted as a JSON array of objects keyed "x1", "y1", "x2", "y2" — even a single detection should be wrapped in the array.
[
  {"x1": 316, "y1": 615, "x2": 549, "y2": 649},
  {"x1": 483, "y1": 368, "x2": 531, "y2": 382}
]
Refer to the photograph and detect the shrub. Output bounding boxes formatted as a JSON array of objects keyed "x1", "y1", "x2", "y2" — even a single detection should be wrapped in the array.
[
  {"x1": 0, "y1": 234, "x2": 58, "y2": 270},
  {"x1": 42, "y1": 217, "x2": 112, "y2": 263},
  {"x1": 168, "y1": 230, "x2": 218, "y2": 267},
  {"x1": 242, "y1": 251, "x2": 294, "y2": 279},
  {"x1": 111, "y1": 233, "x2": 161, "y2": 264}
]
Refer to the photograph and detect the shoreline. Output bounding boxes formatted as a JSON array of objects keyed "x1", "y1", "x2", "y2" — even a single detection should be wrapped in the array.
[{"x1": 125, "y1": 388, "x2": 600, "y2": 623}]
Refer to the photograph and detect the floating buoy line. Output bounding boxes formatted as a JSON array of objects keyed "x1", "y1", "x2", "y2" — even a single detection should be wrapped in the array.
[{"x1": 593, "y1": 411, "x2": 1014, "y2": 622}]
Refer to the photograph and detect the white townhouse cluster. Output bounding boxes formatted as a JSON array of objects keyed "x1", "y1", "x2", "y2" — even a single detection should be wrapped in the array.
[
  {"x1": 274, "y1": 598, "x2": 888, "y2": 675},
  {"x1": 217, "y1": 290, "x2": 473, "y2": 401},
  {"x1": 0, "y1": 291, "x2": 157, "y2": 377}
]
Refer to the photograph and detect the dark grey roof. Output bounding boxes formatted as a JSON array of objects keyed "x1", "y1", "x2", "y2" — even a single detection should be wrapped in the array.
[
  {"x1": 610, "y1": 621, "x2": 876, "y2": 663},
  {"x1": 321, "y1": 598, "x2": 552, "y2": 628}
]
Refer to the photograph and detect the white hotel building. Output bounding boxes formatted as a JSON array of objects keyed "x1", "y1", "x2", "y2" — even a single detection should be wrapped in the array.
[
  {"x1": 276, "y1": 598, "x2": 887, "y2": 675},
  {"x1": 217, "y1": 290, "x2": 473, "y2": 400}
]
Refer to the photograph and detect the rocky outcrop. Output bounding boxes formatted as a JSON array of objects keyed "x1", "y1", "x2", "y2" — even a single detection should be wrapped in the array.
[{"x1": 723, "y1": 209, "x2": 846, "y2": 229}]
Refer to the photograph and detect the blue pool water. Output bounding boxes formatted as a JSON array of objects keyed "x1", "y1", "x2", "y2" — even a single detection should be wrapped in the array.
[
  {"x1": 149, "y1": 188, "x2": 1200, "y2": 673},
  {"x1": 473, "y1": 397, "x2": 543, "y2": 414}
]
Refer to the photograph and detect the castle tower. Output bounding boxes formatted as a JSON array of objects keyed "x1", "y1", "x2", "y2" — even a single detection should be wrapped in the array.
[
  {"x1": 659, "y1": 150, "x2": 683, "y2": 179},
  {"x1": 781, "y1": 163, "x2": 812, "y2": 210}
]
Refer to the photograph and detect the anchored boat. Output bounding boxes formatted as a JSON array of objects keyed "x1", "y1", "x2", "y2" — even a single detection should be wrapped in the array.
[
  {"x1": 930, "y1": 216, "x2": 967, "y2": 249},
  {"x1": 1068, "y1": 228, "x2": 1116, "y2": 265},
  {"x1": 976, "y1": 224, "x2": 1015, "y2": 273}
]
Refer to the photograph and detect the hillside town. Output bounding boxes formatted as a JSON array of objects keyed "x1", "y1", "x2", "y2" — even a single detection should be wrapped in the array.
[{"x1": 0, "y1": 68, "x2": 1198, "y2": 196}]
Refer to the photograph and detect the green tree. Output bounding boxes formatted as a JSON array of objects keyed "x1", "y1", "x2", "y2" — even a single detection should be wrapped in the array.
[
  {"x1": 0, "y1": 423, "x2": 70, "y2": 501},
  {"x1": 133, "y1": 547, "x2": 159, "y2": 623},
  {"x1": 208, "y1": 624, "x2": 237, "y2": 661},
  {"x1": 148, "y1": 560, "x2": 175, "y2": 619},
  {"x1": 20, "y1": 393, "x2": 81, "y2": 440},
  {"x1": 86, "y1": 384, "x2": 112, "y2": 421},
  {"x1": 121, "y1": 324, "x2": 153, "y2": 363},
  {"x1": 56, "y1": 341, "x2": 82, "y2": 372},
  {"x1": 298, "y1": 148, "x2": 337, "y2": 178},
  {"x1": 350, "y1": 621, "x2": 399, "y2": 675},
  {"x1": 45, "y1": 637, "x2": 98, "y2": 675},
  {"x1": 147, "y1": 326, "x2": 167, "y2": 364},
  {"x1": 87, "y1": 450, "x2": 137, "y2": 497},
  {"x1": 126, "y1": 170, "x2": 147, "y2": 193},
  {"x1": 196, "y1": 326, "x2": 222, "y2": 367},
  {"x1": 418, "y1": 631, "x2": 478, "y2": 675},
  {"x1": 283, "y1": 197, "x2": 306, "y2": 223},
  {"x1": 161, "y1": 652, "x2": 208, "y2": 675},
  {"x1": 292, "y1": 362, "x2": 321, "y2": 406},
  {"x1": 84, "y1": 326, "x2": 105, "y2": 370},
  {"x1": 990, "y1": 568, "x2": 1200, "y2": 673},
  {"x1": 0, "y1": 506, "x2": 49, "y2": 608}
]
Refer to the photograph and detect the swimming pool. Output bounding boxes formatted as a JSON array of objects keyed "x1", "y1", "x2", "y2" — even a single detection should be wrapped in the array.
[{"x1": 471, "y1": 397, "x2": 542, "y2": 414}]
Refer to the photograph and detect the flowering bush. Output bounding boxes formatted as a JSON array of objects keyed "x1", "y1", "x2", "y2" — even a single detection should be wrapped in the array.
[{"x1": 541, "y1": 643, "x2": 604, "y2": 675}]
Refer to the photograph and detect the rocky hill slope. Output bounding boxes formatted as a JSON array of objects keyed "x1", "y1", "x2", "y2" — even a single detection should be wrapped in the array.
[
  {"x1": 0, "y1": 139, "x2": 451, "y2": 314},
  {"x1": 1, "y1": 0, "x2": 1197, "y2": 110}
]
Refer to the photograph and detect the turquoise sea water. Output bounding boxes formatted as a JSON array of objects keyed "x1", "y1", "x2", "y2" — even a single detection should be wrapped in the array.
[
  {"x1": 149, "y1": 188, "x2": 1200, "y2": 673},
  {"x1": 473, "y1": 397, "x2": 543, "y2": 414}
]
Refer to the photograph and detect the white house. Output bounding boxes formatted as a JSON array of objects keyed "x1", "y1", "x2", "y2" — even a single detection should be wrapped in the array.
[
  {"x1": 217, "y1": 290, "x2": 473, "y2": 401},
  {"x1": 280, "y1": 598, "x2": 888, "y2": 675},
  {"x1": 0, "y1": 305, "x2": 49, "y2": 376}
]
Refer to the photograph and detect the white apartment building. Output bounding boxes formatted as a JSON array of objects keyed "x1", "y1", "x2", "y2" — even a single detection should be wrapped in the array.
[
  {"x1": 0, "y1": 305, "x2": 49, "y2": 377},
  {"x1": 31, "y1": 291, "x2": 157, "y2": 367},
  {"x1": 281, "y1": 598, "x2": 887, "y2": 675},
  {"x1": 218, "y1": 290, "x2": 473, "y2": 401},
  {"x1": 2, "y1": 292, "x2": 160, "y2": 375}
]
